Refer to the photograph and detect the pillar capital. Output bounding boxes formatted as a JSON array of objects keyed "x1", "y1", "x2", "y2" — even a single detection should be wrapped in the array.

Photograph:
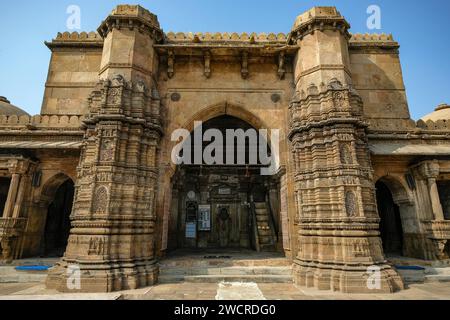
[
  {"x1": 4, "y1": 157, "x2": 36, "y2": 176},
  {"x1": 418, "y1": 160, "x2": 440, "y2": 180}
]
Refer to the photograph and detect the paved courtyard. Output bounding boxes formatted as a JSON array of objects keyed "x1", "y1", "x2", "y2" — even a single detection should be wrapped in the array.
[{"x1": 0, "y1": 281, "x2": 449, "y2": 300}]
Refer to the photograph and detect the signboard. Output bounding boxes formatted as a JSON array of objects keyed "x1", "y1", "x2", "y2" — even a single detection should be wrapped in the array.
[
  {"x1": 185, "y1": 222, "x2": 197, "y2": 239},
  {"x1": 198, "y1": 205, "x2": 211, "y2": 231},
  {"x1": 218, "y1": 188, "x2": 231, "y2": 195}
]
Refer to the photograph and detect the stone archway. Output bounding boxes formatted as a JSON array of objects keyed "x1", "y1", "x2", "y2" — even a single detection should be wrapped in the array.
[
  {"x1": 166, "y1": 113, "x2": 281, "y2": 253},
  {"x1": 375, "y1": 176, "x2": 417, "y2": 257},
  {"x1": 0, "y1": 177, "x2": 11, "y2": 216},
  {"x1": 40, "y1": 173, "x2": 75, "y2": 257}
]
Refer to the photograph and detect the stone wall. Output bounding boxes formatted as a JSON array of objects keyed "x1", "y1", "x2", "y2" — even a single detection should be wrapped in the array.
[{"x1": 42, "y1": 32, "x2": 103, "y2": 115}]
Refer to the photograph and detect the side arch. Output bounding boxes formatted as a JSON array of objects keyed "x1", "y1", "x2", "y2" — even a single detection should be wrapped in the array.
[
  {"x1": 375, "y1": 175, "x2": 419, "y2": 257},
  {"x1": 180, "y1": 101, "x2": 269, "y2": 133},
  {"x1": 167, "y1": 101, "x2": 272, "y2": 173},
  {"x1": 40, "y1": 172, "x2": 74, "y2": 204},
  {"x1": 39, "y1": 173, "x2": 75, "y2": 257},
  {"x1": 376, "y1": 175, "x2": 413, "y2": 206}
]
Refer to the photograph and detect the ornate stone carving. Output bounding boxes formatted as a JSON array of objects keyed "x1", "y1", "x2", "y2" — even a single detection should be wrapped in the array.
[
  {"x1": 204, "y1": 51, "x2": 211, "y2": 78},
  {"x1": 167, "y1": 50, "x2": 174, "y2": 78},
  {"x1": 92, "y1": 186, "x2": 108, "y2": 214},
  {"x1": 100, "y1": 139, "x2": 115, "y2": 162},
  {"x1": 340, "y1": 144, "x2": 353, "y2": 165},
  {"x1": 88, "y1": 237, "x2": 106, "y2": 256},
  {"x1": 345, "y1": 191, "x2": 358, "y2": 217},
  {"x1": 241, "y1": 51, "x2": 249, "y2": 79}
]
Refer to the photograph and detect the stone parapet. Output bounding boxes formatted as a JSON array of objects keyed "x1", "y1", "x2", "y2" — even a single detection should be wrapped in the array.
[
  {"x1": 367, "y1": 118, "x2": 450, "y2": 134},
  {"x1": 349, "y1": 33, "x2": 399, "y2": 50},
  {"x1": 0, "y1": 115, "x2": 84, "y2": 130},
  {"x1": 165, "y1": 32, "x2": 288, "y2": 43},
  {"x1": 45, "y1": 32, "x2": 103, "y2": 50}
]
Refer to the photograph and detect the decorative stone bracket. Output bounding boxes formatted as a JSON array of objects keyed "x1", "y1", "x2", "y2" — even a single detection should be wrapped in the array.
[
  {"x1": 241, "y1": 51, "x2": 249, "y2": 79},
  {"x1": 423, "y1": 220, "x2": 450, "y2": 259}
]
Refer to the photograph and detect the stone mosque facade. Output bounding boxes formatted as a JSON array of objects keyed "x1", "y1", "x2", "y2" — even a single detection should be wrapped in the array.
[{"x1": 0, "y1": 5, "x2": 449, "y2": 293}]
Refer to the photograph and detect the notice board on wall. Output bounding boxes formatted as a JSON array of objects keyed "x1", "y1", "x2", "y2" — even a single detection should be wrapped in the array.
[
  {"x1": 185, "y1": 222, "x2": 197, "y2": 239},
  {"x1": 198, "y1": 205, "x2": 211, "y2": 231}
]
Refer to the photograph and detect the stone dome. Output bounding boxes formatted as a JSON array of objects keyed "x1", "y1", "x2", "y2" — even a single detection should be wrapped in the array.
[
  {"x1": 0, "y1": 96, "x2": 30, "y2": 117},
  {"x1": 421, "y1": 103, "x2": 450, "y2": 122}
]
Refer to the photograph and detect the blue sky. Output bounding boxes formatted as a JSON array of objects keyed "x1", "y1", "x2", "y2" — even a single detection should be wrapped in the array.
[{"x1": 1, "y1": 0, "x2": 449, "y2": 119}]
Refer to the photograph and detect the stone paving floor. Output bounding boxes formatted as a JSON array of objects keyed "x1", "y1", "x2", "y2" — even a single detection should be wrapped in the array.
[{"x1": 0, "y1": 281, "x2": 449, "y2": 300}]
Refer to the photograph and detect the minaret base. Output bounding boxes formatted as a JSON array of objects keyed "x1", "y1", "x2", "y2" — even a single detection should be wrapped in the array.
[{"x1": 293, "y1": 260, "x2": 404, "y2": 294}]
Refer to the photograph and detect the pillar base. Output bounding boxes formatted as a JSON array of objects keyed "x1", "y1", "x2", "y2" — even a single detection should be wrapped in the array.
[
  {"x1": 46, "y1": 259, "x2": 159, "y2": 293},
  {"x1": 293, "y1": 260, "x2": 404, "y2": 294}
]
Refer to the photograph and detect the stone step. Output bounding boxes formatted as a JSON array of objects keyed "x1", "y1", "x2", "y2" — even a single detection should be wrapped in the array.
[
  {"x1": 160, "y1": 258, "x2": 290, "y2": 268},
  {"x1": 424, "y1": 275, "x2": 450, "y2": 283},
  {"x1": 258, "y1": 238, "x2": 273, "y2": 245},
  {"x1": 159, "y1": 274, "x2": 293, "y2": 284},
  {"x1": 259, "y1": 244, "x2": 277, "y2": 252},
  {"x1": 396, "y1": 264, "x2": 450, "y2": 284},
  {"x1": 160, "y1": 266, "x2": 292, "y2": 277},
  {"x1": 255, "y1": 208, "x2": 267, "y2": 216},
  {"x1": 0, "y1": 267, "x2": 48, "y2": 283},
  {"x1": 254, "y1": 203, "x2": 266, "y2": 209},
  {"x1": 423, "y1": 266, "x2": 450, "y2": 283},
  {"x1": 424, "y1": 267, "x2": 450, "y2": 275},
  {"x1": 397, "y1": 269, "x2": 425, "y2": 284}
]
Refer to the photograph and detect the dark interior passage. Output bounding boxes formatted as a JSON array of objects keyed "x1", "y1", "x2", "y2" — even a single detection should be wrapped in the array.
[
  {"x1": 437, "y1": 181, "x2": 450, "y2": 220},
  {"x1": 376, "y1": 181, "x2": 404, "y2": 256},
  {"x1": 169, "y1": 115, "x2": 279, "y2": 253},
  {"x1": 0, "y1": 177, "x2": 11, "y2": 216},
  {"x1": 42, "y1": 179, "x2": 74, "y2": 257}
]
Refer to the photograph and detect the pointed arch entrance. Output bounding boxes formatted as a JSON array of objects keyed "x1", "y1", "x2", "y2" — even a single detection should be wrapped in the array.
[
  {"x1": 375, "y1": 176, "x2": 416, "y2": 257},
  {"x1": 376, "y1": 180, "x2": 404, "y2": 255},
  {"x1": 168, "y1": 113, "x2": 281, "y2": 253},
  {"x1": 40, "y1": 174, "x2": 75, "y2": 257}
]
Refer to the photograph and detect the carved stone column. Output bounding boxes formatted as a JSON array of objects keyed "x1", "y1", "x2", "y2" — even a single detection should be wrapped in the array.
[
  {"x1": 288, "y1": 7, "x2": 403, "y2": 293},
  {"x1": 419, "y1": 160, "x2": 444, "y2": 221},
  {"x1": 2, "y1": 158, "x2": 33, "y2": 219},
  {"x1": 0, "y1": 157, "x2": 33, "y2": 263},
  {"x1": 2, "y1": 173, "x2": 20, "y2": 218},
  {"x1": 46, "y1": 5, "x2": 164, "y2": 293},
  {"x1": 418, "y1": 160, "x2": 449, "y2": 259}
]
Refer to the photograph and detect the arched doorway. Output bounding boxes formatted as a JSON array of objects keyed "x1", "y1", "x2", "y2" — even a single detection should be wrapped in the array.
[
  {"x1": 376, "y1": 180, "x2": 404, "y2": 256},
  {"x1": 437, "y1": 181, "x2": 450, "y2": 220},
  {"x1": 41, "y1": 176, "x2": 74, "y2": 257},
  {"x1": 169, "y1": 115, "x2": 280, "y2": 252},
  {"x1": 0, "y1": 177, "x2": 11, "y2": 216}
]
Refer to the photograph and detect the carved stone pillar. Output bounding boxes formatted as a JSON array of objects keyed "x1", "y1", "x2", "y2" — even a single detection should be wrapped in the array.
[
  {"x1": 2, "y1": 173, "x2": 20, "y2": 218},
  {"x1": 46, "y1": 5, "x2": 164, "y2": 293},
  {"x1": 2, "y1": 158, "x2": 33, "y2": 219},
  {"x1": 419, "y1": 160, "x2": 444, "y2": 221},
  {"x1": 288, "y1": 7, "x2": 403, "y2": 293},
  {"x1": 0, "y1": 157, "x2": 34, "y2": 263},
  {"x1": 418, "y1": 161, "x2": 449, "y2": 259}
]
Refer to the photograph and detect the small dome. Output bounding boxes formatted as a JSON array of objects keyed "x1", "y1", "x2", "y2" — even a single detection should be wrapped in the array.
[
  {"x1": 0, "y1": 96, "x2": 30, "y2": 116},
  {"x1": 421, "y1": 103, "x2": 450, "y2": 122}
]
